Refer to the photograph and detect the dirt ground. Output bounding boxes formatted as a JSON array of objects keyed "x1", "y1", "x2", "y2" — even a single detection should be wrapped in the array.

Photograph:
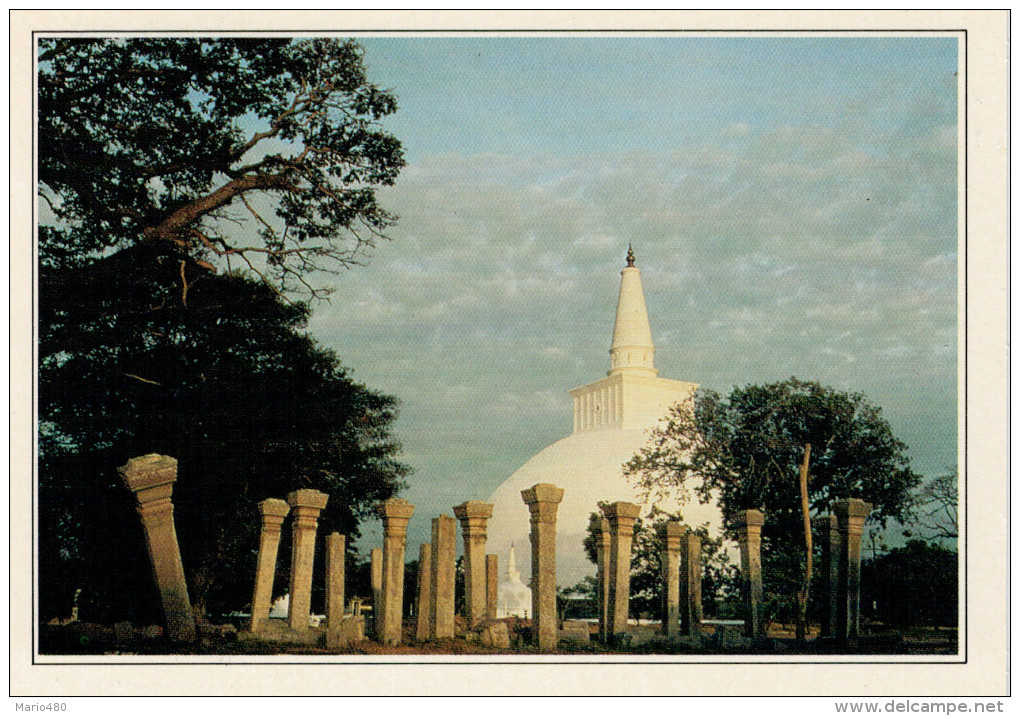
[{"x1": 38, "y1": 619, "x2": 958, "y2": 657}]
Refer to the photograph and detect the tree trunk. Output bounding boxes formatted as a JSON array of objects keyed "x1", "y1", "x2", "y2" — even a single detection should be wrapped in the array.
[{"x1": 796, "y1": 443, "x2": 812, "y2": 643}]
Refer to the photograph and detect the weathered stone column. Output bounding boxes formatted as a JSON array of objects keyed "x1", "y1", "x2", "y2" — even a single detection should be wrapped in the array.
[
  {"x1": 814, "y1": 514, "x2": 840, "y2": 638},
  {"x1": 681, "y1": 528, "x2": 704, "y2": 639},
  {"x1": 377, "y1": 498, "x2": 414, "y2": 645},
  {"x1": 370, "y1": 547, "x2": 383, "y2": 638},
  {"x1": 324, "y1": 532, "x2": 345, "y2": 639},
  {"x1": 429, "y1": 515, "x2": 456, "y2": 639},
  {"x1": 521, "y1": 483, "x2": 564, "y2": 650},
  {"x1": 485, "y1": 554, "x2": 498, "y2": 620},
  {"x1": 248, "y1": 498, "x2": 290, "y2": 633},
  {"x1": 834, "y1": 499, "x2": 872, "y2": 642},
  {"x1": 453, "y1": 500, "x2": 494, "y2": 627},
  {"x1": 415, "y1": 543, "x2": 432, "y2": 642},
  {"x1": 734, "y1": 509, "x2": 765, "y2": 639},
  {"x1": 596, "y1": 517, "x2": 611, "y2": 642},
  {"x1": 118, "y1": 454, "x2": 196, "y2": 642},
  {"x1": 286, "y1": 489, "x2": 329, "y2": 631},
  {"x1": 658, "y1": 522, "x2": 683, "y2": 638},
  {"x1": 606, "y1": 501, "x2": 641, "y2": 641}
]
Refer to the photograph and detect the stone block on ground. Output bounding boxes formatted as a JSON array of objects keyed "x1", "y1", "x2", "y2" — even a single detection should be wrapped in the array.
[
  {"x1": 325, "y1": 615, "x2": 366, "y2": 649},
  {"x1": 476, "y1": 620, "x2": 511, "y2": 649},
  {"x1": 558, "y1": 620, "x2": 590, "y2": 644}
]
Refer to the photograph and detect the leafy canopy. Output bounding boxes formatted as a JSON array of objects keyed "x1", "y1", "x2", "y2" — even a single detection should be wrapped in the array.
[
  {"x1": 39, "y1": 37, "x2": 405, "y2": 297},
  {"x1": 624, "y1": 378, "x2": 921, "y2": 622},
  {"x1": 38, "y1": 246, "x2": 410, "y2": 621},
  {"x1": 625, "y1": 378, "x2": 921, "y2": 527}
]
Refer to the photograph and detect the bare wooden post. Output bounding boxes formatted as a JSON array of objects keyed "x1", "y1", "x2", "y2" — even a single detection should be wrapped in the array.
[{"x1": 796, "y1": 444, "x2": 812, "y2": 643}]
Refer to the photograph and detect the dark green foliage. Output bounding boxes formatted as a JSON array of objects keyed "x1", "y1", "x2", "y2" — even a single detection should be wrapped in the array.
[
  {"x1": 624, "y1": 378, "x2": 921, "y2": 624},
  {"x1": 37, "y1": 37, "x2": 410, "y2": 626},
  {"x1": 862, "y1": 540, "x2": 958, "y2": 628},
  {"x1": 38, "y1": 37, "x2": 404, "y2": 297},
  {"x1": 38, "y1": 246, "x2": 409, "y2": 621}
]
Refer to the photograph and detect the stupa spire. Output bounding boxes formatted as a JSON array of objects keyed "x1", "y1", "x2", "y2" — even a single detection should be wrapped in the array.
[{"x1": 608, "y1": 245, "x2": 657, "y2": 378}]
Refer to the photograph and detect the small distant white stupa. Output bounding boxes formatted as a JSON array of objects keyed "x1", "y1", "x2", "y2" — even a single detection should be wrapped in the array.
[
  {"x1": 496, "y1": 543, "x2": 532, "y2": 618},
  {"x1": 486, "y1": 247, "x2": 725, "y2": 587}
]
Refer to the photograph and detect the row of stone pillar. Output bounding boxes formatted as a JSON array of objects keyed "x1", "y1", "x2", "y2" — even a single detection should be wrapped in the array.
[
  {"x1": 593, "y1": 503, "x2": 703, "y2": 645},
  {"x1": 658, "y1": 521, "x2": 704, "y2": 640},
  {"x1": 412, "y1": 503, "x2": 500, "y2": 643},
  {"x1": 412, "y1": 485, "x2": 567, "y2": 650},
  {"x1": 120, "y1": 452, "x2": 871, "y2": 650},
  {"x1": 733, "y1": 499, "x2": 872, "y2": 642},
  {"x1": 248, "y1": 489, "x2": 331, "y2": 633}
]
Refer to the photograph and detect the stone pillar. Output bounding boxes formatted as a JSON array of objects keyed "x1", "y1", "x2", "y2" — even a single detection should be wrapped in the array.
[
  {"x1": 453, "y1": 501, "x2": 494, "y2": 627},
  {"x1": 834, "y1": 499, "x2": 872, "y2": 642},
  {"x1": 376, "y1": 498, "x2": 414, "y2": 645},
  {"x1": 286, "y1": 489, "x2": 328, "y2": 631},
  {"x1": 485, "y1": 554, "x2": 498, "y2": 620},
  {"x1": 521, "y1": 483, "x2": 564, "y2": 650},
  {"x1": 814, "y1": 514, "x2": 840, "y2": 638},
  {"x1": 734, "y1": 509, "x2": 765, "y2": 639},
  {"x1": 429, "y1": 515, "x2": 456, "y2": 639},
  {"x1": 324, "y1": 532, "x2": 345, "y2": 639},
  {"x1": 658, "y1": 521, "x2": 683, "y2": 638},
  {"x1": 681, "y1": 528, "x2": 704, "y2": 639},
  {"x1": 415, "y1": 543, "x2": 432, "y2": 642},
  {"x1": 118, "y1": 454, "x2": 196, "y2": 642},
  {"x1": 596, "y1": 517, "x2": 611, "y2": 642},
  {"x1": 606, "y1": 501, "x2": 641, "y2": 641},
  {"x1": 370, "y1": 547, "x2": 383, "y2": 638},
  {"x1": 248, "y1": 498, "x2": 290, "y2": 633}
]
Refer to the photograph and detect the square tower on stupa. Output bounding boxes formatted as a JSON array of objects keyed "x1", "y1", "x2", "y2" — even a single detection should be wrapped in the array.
[{"x1": 569, "y1": 245, "x2": 698, "y2": 432}]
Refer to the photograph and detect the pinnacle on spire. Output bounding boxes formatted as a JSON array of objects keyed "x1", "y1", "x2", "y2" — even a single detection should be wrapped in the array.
[{"x1": 608, "y1": 248, "x2": 657, "y2": 378}]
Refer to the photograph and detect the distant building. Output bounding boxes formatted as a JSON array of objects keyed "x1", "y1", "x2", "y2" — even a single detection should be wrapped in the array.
[
  {"x1": 486, "y1": 247, "x2": 724, "y2": 587},
  {"x1": 495, "y1": 543, "x2": 531, "y2": 618}
]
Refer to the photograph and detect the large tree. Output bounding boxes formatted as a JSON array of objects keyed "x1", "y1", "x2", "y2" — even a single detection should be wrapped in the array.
[
  {"x1": 36, "y1": 37, "x2": 410, "y2": 625},
  {"x1": 624, "y1": 378, "x2": 922, "y2": 623},
  {"x1": 39, "y1": 245, "x2": 409, "y2": 622},
  {"x1": 39, "y1": 37, "x2": 404, "y2": 298}
]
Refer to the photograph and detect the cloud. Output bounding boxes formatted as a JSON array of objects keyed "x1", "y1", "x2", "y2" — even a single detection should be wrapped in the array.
[{"x1": 305, "y1": 42, "x2": 958, "y2": 550}]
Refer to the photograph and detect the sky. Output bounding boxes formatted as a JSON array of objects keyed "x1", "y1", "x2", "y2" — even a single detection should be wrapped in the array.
[{"x1": 301, "y1": 35, "x2": 960, "y2": 554}]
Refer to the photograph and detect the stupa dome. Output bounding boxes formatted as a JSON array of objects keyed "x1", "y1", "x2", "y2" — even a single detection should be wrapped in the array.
[{"x1": 486, "y1": 247, "x2": 724, "y2": 587}]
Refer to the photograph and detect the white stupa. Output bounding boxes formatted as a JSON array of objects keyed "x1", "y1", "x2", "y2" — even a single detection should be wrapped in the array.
[
  {"x1": 486, "y1": 247, "x2": 724, "y2": 587},
  {"x1": 495, "y1": 543, "x2": 532, "y2": 618}
]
